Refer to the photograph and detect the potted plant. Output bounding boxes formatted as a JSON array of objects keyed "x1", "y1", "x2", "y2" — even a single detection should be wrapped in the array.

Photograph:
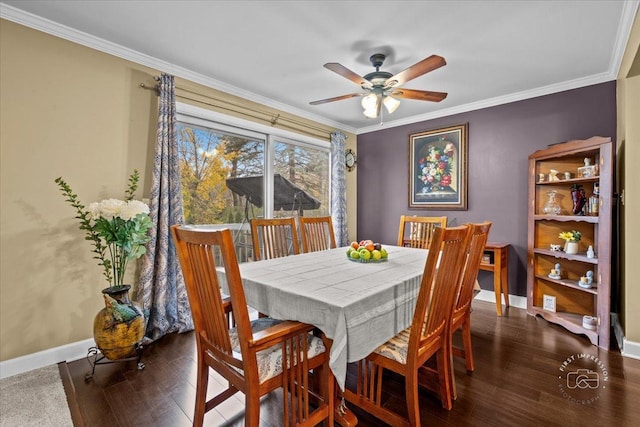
[
  {"x1": 558, "y1": 230, "x2": 581, "y2": 254},
  {"x1": 55, "y1": 170, "x2": 153, "y2": 360}
]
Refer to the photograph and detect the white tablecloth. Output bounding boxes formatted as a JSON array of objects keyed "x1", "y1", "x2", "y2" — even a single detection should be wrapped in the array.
[{"x1": 220, "y1": 245, "x2": 430, "y2": 390}]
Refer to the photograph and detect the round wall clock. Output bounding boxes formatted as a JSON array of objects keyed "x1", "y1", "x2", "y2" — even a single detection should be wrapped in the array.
[{"x1": 345, "y1": 149, "x2": 357, "y2": 171}]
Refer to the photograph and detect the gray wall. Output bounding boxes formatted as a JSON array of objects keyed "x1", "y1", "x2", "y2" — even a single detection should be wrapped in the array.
[{"x1": 356, "y1": 81, "x2": 616, "y2": 296}]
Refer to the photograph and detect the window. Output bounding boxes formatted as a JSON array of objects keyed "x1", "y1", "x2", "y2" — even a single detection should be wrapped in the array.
[
  {"x1": 272, "y1": 138, "x2": 330, "y2": 218},
  {"x1": 176, "y1": 121, "x2": 265, "y2": 225},
  {"x1": 176, "y1": 103, "x2": 331, "y2": 261}
]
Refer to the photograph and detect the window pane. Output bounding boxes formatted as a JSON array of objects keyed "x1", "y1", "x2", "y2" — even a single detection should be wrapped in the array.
[
  {"x1": 273, "y1": 140, "x2": 330, "y2": 218},
  {"x1": 177, "y1": 122, "x2": 265, "y2": 262}
]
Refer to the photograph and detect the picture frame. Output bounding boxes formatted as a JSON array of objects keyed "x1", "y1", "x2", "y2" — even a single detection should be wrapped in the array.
[
  {"x1": 543, "y1": 294, "x2": 557, "y2": 312},
  {"x1": 409, "y1": 123, "x2": 468, "y2": 210}
]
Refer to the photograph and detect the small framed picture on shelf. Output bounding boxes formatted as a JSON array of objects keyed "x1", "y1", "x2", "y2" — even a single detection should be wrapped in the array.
[{"x1": 543, "y1": 294, "x2": 557, "y2": 312}]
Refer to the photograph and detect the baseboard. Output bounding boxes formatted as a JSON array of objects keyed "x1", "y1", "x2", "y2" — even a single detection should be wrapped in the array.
[
  {"x1": 622, "y1": 339, "x2": 640, "y2": 360},
  {"x1": 474, "y1": 289, "x2": 527, "y2": 310},
  {"x1": 0, "y1": 338, "x2": 95, "y2": 380},
  {"x1": 611, "y1": 313, "x2": 640, "y2": 360}
]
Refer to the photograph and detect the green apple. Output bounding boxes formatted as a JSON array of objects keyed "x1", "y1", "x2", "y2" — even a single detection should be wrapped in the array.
[
  {"x1": 371, "y1": 249, "x2": 381, "y2": 260},
  {"x1": 350, "y1": 250, "x2": 360, "y2": 259},
  {"x1": 380, "y1": 248, "x2": 388, "y2": 259},
  {"x1": 347, "y1": 247, "x2": 354, "y2": 256},
  {"x1": 359, "y1": 248, "x2": 371, "y2": 260}
]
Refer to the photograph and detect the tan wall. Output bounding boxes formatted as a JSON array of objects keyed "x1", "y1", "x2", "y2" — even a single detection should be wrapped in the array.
[
  {"x1": 617, "y1": 7, "x2": 640, "y2": 343},
  {"x1": 0, "y1": 19, "x2": 354, "y2": 361},
  {"x1": 622, "y1": 74, "x2": 640, "y2": 343}
]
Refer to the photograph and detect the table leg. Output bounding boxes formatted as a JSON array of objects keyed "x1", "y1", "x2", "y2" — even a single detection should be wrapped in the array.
[
  {"x1": 501, "y1": 250, "x2": 510, "y2": 310},
  {"x1": 494, "y1": 250, "x2": 503, "y2": 316},
  {"x1": 493, "y1": 247, "x2": 510, "y2": 316}
]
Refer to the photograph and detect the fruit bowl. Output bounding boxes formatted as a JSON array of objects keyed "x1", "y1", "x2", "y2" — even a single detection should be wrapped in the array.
[
  {"x1": 346, "y1": 239, "x2": 388, "y2": 263},
  {"x1": 348, "y1": 257, "x2": 388, "y2": 263}
]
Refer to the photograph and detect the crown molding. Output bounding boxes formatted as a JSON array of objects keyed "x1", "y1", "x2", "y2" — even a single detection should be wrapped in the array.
[
  {"x1": 356, "y1": 72, "x2": 615, "y2": 135},
  {"x1": 611, "y1": 0, "x2": 640, "y2": 77},
  {"x1": 0, "y1": 4, "x2": 357, "y2": 135}
]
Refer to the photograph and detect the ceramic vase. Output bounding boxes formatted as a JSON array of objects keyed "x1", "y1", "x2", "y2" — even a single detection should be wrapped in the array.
[
  {"x1": 93, "y1": 285, "x2": 146, "y2": 360},
  {"x1": 565, "y1": 241, "x2": 579, "y2": 255},
  {"x1": 571, "y1": 184, "x2": 587, "y2": 215}
]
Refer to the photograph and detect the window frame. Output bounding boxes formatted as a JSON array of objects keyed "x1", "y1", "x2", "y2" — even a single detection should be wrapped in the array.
[{"x1": 176, "y1": 102, "x2": 332, "y2": 219}]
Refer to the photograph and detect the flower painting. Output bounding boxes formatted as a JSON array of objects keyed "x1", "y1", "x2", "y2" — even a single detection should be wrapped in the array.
[{"x1": 409, "y1": 124, "x2": 468, "y2": 209}]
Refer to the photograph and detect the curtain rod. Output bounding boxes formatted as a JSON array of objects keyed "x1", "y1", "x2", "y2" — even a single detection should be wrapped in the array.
[{"x1": 139, "y1": 80, "x2": 332, "y2": 140}]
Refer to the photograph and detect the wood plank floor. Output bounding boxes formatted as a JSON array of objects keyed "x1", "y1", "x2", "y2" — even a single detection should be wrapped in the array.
[{"x1": 65, "y1": 300, "x2": 640, "y2": 426}]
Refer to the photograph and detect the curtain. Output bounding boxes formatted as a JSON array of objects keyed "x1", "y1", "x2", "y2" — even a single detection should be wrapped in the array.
[
  {"x1": 330, "y1": 131, "x2": 348, "y2": 247},
  {"x1": 136, "y1": 73, "x2": 193, "y2": 342}
]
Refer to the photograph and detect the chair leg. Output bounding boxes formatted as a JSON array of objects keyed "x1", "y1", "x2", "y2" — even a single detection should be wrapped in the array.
[
  {"x1": 245, "y1": 390, "x2": 261, "y2": 427},
  {"x1": 405, "y1": 370, "x2": 421, "y2": 427},
  {"x1": 193, "y1": 360, "x2": 209, "y2": 427},
  {"x1": 462, "y1": 315, "x2": 475, "y2": 372},
  {"x1": 437, "y1": 347, "x2": 454, "y2": 410}
]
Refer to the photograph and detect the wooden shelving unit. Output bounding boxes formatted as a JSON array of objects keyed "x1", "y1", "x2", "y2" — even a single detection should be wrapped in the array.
[{"x1": 527, "y1": 136, "x2": 613, "y2": 349}]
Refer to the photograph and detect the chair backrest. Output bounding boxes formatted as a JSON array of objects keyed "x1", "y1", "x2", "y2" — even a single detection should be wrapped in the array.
[
  {"x1": 299, "y1": 216, "x2": 337, "y2": 253},
  {"x1": 171, "y1": 226, "x2": 250, "y2": 372},
  {"x1": 250, "y1": 217, "x2": 300, "y2": 261},
  {"x1": 454, "y1": 222, "x2": 492, "y2": 315},
  {"x1": 409, "y1": 225, "x2": 472, "y2": 355},
  {"x1": 397, "y1": 215, "x2": 448, "y2": 249}
]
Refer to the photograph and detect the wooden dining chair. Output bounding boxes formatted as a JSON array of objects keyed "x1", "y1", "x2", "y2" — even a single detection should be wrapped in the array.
[
  {"x1": 397, "y1": 215, "x2": 448, "y2": 249},
  {"x1": 171, "y1": 225, "x2": 333, "y2": 427},
  {"x1": 449, "y1": 221, "x2": 492, "y2": 399},
  {"x1": 250, "y1": 217, "x2": 300, "y2": 261},
  {"x1": 343, "y1": 225, "x2": 472, "y2": 426},
  {"x1": 299, "y1": 216, "x2": 336, "y2": 253}
]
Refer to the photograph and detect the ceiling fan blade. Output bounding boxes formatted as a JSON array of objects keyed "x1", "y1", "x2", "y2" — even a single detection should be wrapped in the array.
[
  {"x1": 384, "y1": 55, "x2": 446, "y2": 88},
  {"x1": 390, "y1": 88, "x2": 448, "y2": 102},
  {"x1": 324, "y1": 63, "x2": 373, "y2": 89},
  {"x1": 309, "y1": 93, "x2": 364, "y2": 105}
]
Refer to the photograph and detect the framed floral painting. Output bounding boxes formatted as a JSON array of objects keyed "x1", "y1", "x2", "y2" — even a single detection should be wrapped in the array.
[{"x1": 409, "y1": 123, "x2": 468, "y2": 210}]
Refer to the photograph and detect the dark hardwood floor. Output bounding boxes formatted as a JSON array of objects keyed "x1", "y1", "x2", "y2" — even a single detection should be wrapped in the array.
[{"x1": 65, "y1": 300, "x2": 640, "y2": 426}]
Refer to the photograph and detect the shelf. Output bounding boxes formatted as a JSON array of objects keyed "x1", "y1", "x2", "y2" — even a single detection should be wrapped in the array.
[
  {"x1": 533, "y1": 248, "x2": 598, "y2": 264},
  {"x1": 529, "y1": 306, "x2": 598, "y2": 345},
  {"x1": 527, "y1": 136, "x2": 612, "y2": 350},
  {"x1": 536, "y1": 176, "x2": 599, "y2": 186},
  {"x1": 534, "y1": 274, "x2": 598, "y2": 294},
  {"x1": 534, "y1": 214, "x2": 599, "y2": 223}
]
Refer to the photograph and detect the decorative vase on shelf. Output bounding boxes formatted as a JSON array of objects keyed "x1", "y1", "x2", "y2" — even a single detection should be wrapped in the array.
[
  {"x1": 571, "y1": 184, "x2": 587, "y2": 215},
  {"x1": 565, "y1": 241, "x2": 579, "y2": 255},
  {"x1": 543, "y1": 190, "x2": 561, "y2": 215},
  {"x1": 93, "y1": 285, "x2": 146, "y2": 361}
]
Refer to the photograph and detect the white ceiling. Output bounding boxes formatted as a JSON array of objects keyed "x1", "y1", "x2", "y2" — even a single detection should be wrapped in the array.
[{"x1": 1, "y1": 1, "x2": 638, "y2": 134}]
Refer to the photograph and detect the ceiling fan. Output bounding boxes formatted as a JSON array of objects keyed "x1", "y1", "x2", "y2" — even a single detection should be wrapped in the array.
[{"x1": 310, "y1": 53, "x2": 448, "y2": 119}]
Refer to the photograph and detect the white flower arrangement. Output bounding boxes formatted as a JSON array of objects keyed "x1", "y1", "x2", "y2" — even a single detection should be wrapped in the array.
[{"x1": 55, "y1": 171, "x2": 152, "y2": 290}]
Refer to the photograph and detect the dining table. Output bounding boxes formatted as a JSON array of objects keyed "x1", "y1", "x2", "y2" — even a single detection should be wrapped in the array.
[{"x1": 220, "y1": 245, "x2": 432, "y2": 391}]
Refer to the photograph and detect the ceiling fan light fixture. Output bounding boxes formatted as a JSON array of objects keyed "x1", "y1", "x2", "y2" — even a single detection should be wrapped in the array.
[
  {"x1": 362, "y1": 93, "x2": 380, "y2": 118},
  {"x1": 363, "y1": 105, "x2": 379, "y2": 119},
  {"x1": 383, "y1": 95, "x2": 400, "y2": 114},
  {"x1": 311, "y1": 52, "x2": 446, "y2": 119},
  {"x1": 361, "y1": 92, "x2": 378, "y2": 110}
]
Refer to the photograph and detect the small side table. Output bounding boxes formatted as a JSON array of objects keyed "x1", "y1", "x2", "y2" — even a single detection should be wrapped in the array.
[{"x1": 479, "y1": 242, "x2": 510, "y2": 316}]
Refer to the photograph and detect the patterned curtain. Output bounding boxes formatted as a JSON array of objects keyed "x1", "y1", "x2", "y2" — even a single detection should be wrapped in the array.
[
  {"x1": 136, "y1": 74, "x2": 193, "y2": 342},
  {"x1": 331, "y1": 131, "x2": 348, "y2": 247}
]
